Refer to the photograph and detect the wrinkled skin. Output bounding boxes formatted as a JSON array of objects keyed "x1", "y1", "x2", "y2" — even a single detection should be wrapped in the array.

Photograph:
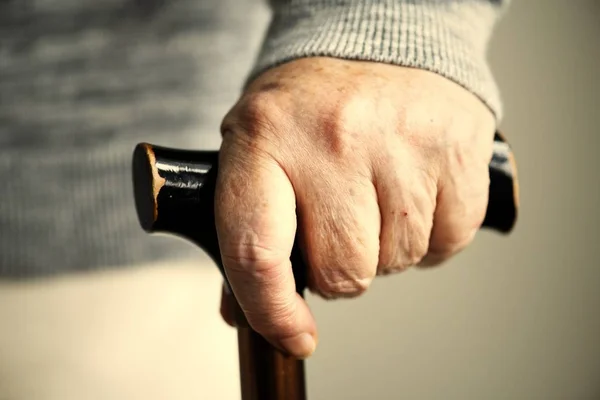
[{"x1": 215, "y1": 57, "x2": 496, "y2": 359}]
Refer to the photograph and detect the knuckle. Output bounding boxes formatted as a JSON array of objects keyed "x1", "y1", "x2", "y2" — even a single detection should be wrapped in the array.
[
  {"x1": 309, "y1": 247, "x2": 376, "y2": 299},
  {"x1": 323, "y1": 123, "x2": 364, "y2": 162},
  {"x1": 406, "y1": 236, "x2": 430, "y2": 266},
  {"x1": 315, "y1": 101, "x2": 365, "y2": 160},
  {"x1": 432, "y1": 185, "x2": 488, "y2": 257},
  {"x1": 313, "y1": 276, "x2": 373, "y2": 299},
  {"x1": 379, "y1": 226, "x2": 430, "y2": 274},
  {"x1": 322, "y1": 119, "x2": 350, "y2": 154},
  {"x1": 221, "y1": 241, "x2": 286, "y2": 274},
  {"x1": 472, "y1": 199, "x2": 489, "y2": 228},
  {"x1": 225, "y1": 91, "x2": 284, "y2": 138},
  {"x1": 377, "y1": 251, "x2": 410, "y2": 275},
  {"x1": 433, "y1": 226, "x2": 477, "y2": 257}
]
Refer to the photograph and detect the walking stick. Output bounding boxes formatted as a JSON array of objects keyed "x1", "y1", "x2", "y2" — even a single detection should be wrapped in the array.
[{"x1": 131, "y1": 131, "x2": 518, "y2": 400}]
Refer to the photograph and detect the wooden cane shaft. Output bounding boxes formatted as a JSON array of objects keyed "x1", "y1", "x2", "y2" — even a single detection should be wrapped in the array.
[
  {"x1": 238, "y1": 328, "x2": 306, "y2": 400},
  {"x1": 234, "y1": 298, "x2": 306, "y2": 400}
]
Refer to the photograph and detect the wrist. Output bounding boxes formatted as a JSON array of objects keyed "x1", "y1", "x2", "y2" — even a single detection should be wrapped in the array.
[{"x1": 249, "y1": 0, "x2": 507, "y2": 121}]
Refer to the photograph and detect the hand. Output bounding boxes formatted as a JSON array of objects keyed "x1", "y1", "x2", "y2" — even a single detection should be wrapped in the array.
[{"x1": 215, "y1": 57, "x2": 496, "y2": 358}]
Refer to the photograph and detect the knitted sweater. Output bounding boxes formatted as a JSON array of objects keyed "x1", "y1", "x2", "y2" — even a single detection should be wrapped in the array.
[{"x1": 0, "y1": 0, "x2": 507, "y2": 277}]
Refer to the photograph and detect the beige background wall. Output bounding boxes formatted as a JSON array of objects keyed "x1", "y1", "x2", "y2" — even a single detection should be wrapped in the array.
[{"x1": 0, "y1": 1, "x2": 598, "y2": 399}]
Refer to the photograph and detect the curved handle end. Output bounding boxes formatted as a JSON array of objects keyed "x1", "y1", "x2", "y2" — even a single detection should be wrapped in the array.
[{"x1": 132, "y1": 143, "x2": 162, "y2": 233}]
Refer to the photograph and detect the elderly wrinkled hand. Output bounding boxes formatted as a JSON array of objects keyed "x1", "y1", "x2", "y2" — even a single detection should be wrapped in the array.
[{"x1": 214, "y1": 57, "x2": 496, "y2": 359}]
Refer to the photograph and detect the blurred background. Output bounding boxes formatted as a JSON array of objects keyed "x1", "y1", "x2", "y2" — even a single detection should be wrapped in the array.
[{"x1": 0, "y1": 0, "x2": 598, "y2": 399}]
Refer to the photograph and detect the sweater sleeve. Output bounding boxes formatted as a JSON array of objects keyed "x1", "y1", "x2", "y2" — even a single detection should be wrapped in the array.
[{"x1": 249, "y1": 0, "x2": 509, "y2": 121}]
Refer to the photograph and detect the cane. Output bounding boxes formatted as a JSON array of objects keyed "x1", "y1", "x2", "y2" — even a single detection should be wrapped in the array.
[{"x1": 131, "y1": 131, "x2": 519, "y2": 400}]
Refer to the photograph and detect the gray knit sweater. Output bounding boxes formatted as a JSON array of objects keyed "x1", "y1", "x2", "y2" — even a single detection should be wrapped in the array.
[{"x1": 0, "y1": 0, "x2": 507, "y2": 277}]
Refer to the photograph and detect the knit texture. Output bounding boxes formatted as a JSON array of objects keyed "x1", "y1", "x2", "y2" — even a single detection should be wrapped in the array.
[
  {"x1": 251, "y1": 0, "x2": 507, "y2": 119},
  {"x1": 0, "y1": 0, "x2": 506, "y2": 277},
  {"x1": 0, "y1": 0, "x2": 270, "y2": 277}
]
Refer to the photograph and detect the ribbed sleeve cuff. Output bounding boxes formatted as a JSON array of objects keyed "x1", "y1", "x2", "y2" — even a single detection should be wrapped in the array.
[{"x1": 250, "y1": 0, "x2": 506, "y2": 120}]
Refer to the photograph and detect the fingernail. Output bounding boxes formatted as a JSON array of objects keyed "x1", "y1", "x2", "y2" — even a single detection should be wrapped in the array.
[{"x1": 279, "y1": 333, "x2": 316, "y2": 359}]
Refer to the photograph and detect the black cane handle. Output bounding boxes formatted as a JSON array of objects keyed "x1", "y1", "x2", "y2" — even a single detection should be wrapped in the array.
[
  {"x1": 132, "y1": 130, "x2": 518, "y2": 295},
  {"x1": 132, "y1": 142, "x2": 311, "y2": 293}
]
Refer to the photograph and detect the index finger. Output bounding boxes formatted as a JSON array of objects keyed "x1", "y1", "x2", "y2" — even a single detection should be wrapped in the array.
[{"x1": 214, "y1": 137, "x2": 317, "y2": 359}]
